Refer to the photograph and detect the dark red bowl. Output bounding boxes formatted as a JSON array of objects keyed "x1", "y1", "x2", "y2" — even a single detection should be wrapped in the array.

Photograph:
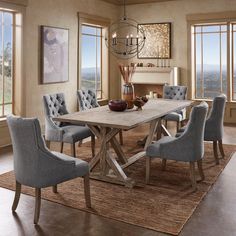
[{"x1": 108, "y1": 99, "x2": 127, "y2": 112}]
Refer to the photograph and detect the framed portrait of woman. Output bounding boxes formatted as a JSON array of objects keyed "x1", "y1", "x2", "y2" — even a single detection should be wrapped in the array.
[{"x1": 41, "y1": 26, "x2": 69, "y2": 84}]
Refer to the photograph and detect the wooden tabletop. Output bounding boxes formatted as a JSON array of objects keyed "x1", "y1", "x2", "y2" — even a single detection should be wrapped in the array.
[{"x1": 54, "y1": 99, "x2": 192, "y2": 130}]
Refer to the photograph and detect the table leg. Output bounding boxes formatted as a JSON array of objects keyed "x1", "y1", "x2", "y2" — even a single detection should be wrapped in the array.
[
  {"x1": 88, "y1": 125, "x2": 133, "y2": 186},
  {"x1": 144, "y1": 118, "x2": 161, "y2": 150}
]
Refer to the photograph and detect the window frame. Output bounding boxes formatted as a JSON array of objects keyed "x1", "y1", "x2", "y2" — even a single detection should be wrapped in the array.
[
  {"x1": 192, "y1": 23, "x2": 228, "y2": 100},
  {"x1": 78, "y1": 13, "x2": 110, "y2": 102},
  {"x1": 81, "y1": 24, "x2": 103, "y2": 99},
  {"x1": 187, "y1": 12, "x2": 236, "y2": 103},
  {"x1": 0, "y1": 9, "x2": 15, "y2": 118},
  {"x1": 232, "y1": 22, "x2": 236, "y2": 101}
]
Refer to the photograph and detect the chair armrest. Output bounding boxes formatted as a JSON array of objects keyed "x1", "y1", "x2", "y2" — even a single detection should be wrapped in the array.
[
  {"x1": 45, "y1": 116, "x2": 64, "y2": 142},
  {"x1": 39, "y1": 149, "x2": 75, "y2": 166},
  {"x1": 159, "y1": 133, "x2": 196, "y2": 162}
]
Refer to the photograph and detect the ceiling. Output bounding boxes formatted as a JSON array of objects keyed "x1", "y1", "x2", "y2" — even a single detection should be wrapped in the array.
[{"x1": 101, "y1": 0, "x2": 177, "y2": 5}]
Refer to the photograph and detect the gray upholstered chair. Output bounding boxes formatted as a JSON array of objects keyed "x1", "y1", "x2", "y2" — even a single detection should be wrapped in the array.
[
  {"x1": 146, "y1": 102, "x2": 208, "y2": 191},
  {"x1": 77, "y1": 89, "x2": 124, "y2": 145},
  {"x1": 7, "y1": 115, "x2": 91, "y2": 224},
  {"x1": 177, "y1": 94, "x2": 226, "y2": 165},
  {"x1": 43, "y1": 93, "x2": 95, "y2": 157},
  {"x1": 162, "y1": 85, "x2": 188, "y2": 132}
]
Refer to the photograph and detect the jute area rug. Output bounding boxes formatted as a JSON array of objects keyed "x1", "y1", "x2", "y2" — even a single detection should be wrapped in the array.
[{"x1": 0, "y1": 128, "x2": 235, "y2": 235}]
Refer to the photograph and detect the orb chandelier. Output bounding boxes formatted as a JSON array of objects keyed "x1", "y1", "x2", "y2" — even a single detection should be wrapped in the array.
[{"x1": 105, "y1": 0, "x2": 146, "y2": 59}]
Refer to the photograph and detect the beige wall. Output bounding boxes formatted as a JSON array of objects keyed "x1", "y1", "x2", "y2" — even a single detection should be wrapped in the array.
[
  {"x1": 24, "y1": 0, "x2": 119, "y2": 122},
  {"x1": 124, "y1": 0, "x2": 236, "y2": 84},
  {"x1": 123, "y1": 0, "x2": 236, "y2": 123},
  {"x1": 0, "y1": 0, "x2": 120, "y2": 147}
]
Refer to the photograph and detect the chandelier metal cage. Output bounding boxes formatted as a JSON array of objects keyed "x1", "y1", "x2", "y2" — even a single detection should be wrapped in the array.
[{"x1": 105, "y1": 0, "x2": 146, "y2": 59}]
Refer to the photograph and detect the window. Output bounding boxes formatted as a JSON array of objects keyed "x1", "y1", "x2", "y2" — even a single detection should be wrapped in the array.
[
  {"x1": 0, "y1": 11, "x2": 13, "y2": 118},
  {"x1": 193, "y1": 24, "x2": 227, "y2": 99},
  {"x1": 232, "y1": 23, "x2": 236, "y2": 100},
  {"x1": 81, "y1": 24, "x2": 102, "y2": 99},
  {"x1": 192, "y1": 21, "x2": 236, "y2": 101}
]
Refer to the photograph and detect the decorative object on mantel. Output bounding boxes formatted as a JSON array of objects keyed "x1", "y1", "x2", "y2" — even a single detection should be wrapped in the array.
[
  {"x1": 41, "y1": 26, "x2": 69, "y2": 84},
  {"x1": 133, "y1": 96, "x2": 148, "y2": 110},
  {"x1": 119, "y1": 64, "x2": 136, "y2": 109},
  {"x1": 105, "y1": 0, "x2": 146, "y2": 59},
  {"x1": 138, "y1": 22, "x2": 171, "y2": 59},
  {"x1": 108, "y1": 99, "x2": 127, "y2": 112}
]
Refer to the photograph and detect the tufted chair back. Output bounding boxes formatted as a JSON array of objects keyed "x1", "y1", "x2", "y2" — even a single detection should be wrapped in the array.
[
  {"x1": 77, "y1": 89, "x2": 100, "y2": 111},
  {"x1": 163, "y1": 85, "x2": 187, "y2": 100},
  {"x1": 43, "y1": 93, "x2": 68, "y2": 126}
]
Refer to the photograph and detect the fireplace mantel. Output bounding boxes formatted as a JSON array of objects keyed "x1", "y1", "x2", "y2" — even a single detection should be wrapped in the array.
[
  {"x1": 121, "y1": 67, "x2": 180, "y2": 98},
  {"x1": 131, "y1": 67, "x2": 179, "y2": 85}
]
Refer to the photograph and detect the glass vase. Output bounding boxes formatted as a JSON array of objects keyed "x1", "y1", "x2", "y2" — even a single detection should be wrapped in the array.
[{"x1": 122, "y1": 83, "x2": 134, "y2": 109}]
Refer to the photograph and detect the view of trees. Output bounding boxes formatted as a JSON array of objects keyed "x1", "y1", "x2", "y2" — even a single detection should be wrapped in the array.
[{"x1": 0, "y1": 12, "x2": 13, "y2": 117}]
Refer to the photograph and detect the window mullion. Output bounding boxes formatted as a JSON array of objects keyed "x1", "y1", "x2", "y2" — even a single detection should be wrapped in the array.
[
  {"x1": 95, "y1": 32, "x2": 98, "y2": 97},
  {"x1": 227, "y1": 22, "x2": 231, "y2": 101},
  {"x1": 220, "y1": 26, "x2": 222, "y2": 93},
  {"x1": 2, "y1": 12, "x2": 5, "y2": 116},
  {"x1": 201, "y1": 26, "x2": 204, "y2": 98}
]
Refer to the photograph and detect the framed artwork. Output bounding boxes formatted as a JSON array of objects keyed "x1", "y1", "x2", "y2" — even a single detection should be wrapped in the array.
[
  {"x1": 138, "y1": 22, "x2": 171, "y2": 59},
  {"x1": 41, "y1": 26, "x2": 69, "y2": 84}
]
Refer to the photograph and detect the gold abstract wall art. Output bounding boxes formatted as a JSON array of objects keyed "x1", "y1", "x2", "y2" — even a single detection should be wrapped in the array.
[{"x1": 138, "y1": 23, "x2": 171, "y2": 59}]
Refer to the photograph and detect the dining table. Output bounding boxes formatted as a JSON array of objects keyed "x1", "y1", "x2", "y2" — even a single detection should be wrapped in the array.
[{"x1": 54, "y1": 99, "x2": 192, "y2": 187}]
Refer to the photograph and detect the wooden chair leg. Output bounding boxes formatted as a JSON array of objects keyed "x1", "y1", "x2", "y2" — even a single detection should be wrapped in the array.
[
  {"x1": 161, "y1": 159, "x2": 167, "y2": 171},
  {"x1": 146, "y1": 157, "x2": 151, "y2": 184},
  {"x1": 83, "y1": 174, "x2": 91, "y2": 208},
  {"x1": 197, "y1": 159, "x2": 205, "y2": 181},
  {"x1": 218, "y1": 140, "x2": 225, "y2": 158},
  {"x1": 45, "y1": 140, "x2": 50, "y2": 149},
  {"x1": 165, "y1": 120, "x2": 168, "y2": 128},
  {"x1": 119, "y1": 131, "x2": 123, "y2": 145},
  {"x1": 176, "y1": 121, "x2": 180, "y2": 133},
  {"x1": 12, "y1": 181, "x2": 21, "y2": 212},
  {"x1": 34, "y1": 188, "x2": 41, "y2": 224},
  {"x1": 52, "y1": 185, "x2": 57, "y2": 193},
  {"x1": 91, "y1": 135, "x2": 95, "y2": 157},
  {"x1": 60, "y1": 142, "x2": 64, "y2": 153},
  {"x1": 213, "y1": 141, "x2": 220, "y2": 165},
  {"x1": 189, "y1": 162, "x2": 197, "y2": 191},
  {"x1": 71, "y1": 143, "x2": 76, "y2": 157},
  {"x1": 180, "y1": 120, "x2": 185, "y2": 127}
]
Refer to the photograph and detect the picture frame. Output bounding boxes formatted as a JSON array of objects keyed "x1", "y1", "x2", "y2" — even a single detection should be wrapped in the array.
[
  {"x1": 138, "y1": 22, "x2": 171, "y2": 59},
  {"x1": 41, "y1": 25, "x2": 69, "y2": 84}
]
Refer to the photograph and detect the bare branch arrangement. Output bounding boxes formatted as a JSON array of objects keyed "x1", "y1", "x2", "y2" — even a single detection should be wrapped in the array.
[{"x1": 118, "y1": 64, "x2": 137, "y2": 84}]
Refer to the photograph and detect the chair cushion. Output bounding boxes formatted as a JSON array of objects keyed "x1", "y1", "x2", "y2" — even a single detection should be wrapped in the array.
[
  {"x1": 146, "y1": 136, "x2": 176, "y2": 158},
  {"x1": 62, "y1": 125, "x2": 92, "y2": 143}
]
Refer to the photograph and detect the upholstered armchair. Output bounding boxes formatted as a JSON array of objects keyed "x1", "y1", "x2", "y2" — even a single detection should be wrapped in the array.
[
  {"x1": 7, "y1": 116, "x2": 91, "y2": 224},
  {"x1": 146, "y1": 102, "x2": 208, "y2": 191},
  {"x1": 177, "y1": 94, "x2": 226, "y2": 165},
  {"x1": 77, "y1": 89, "x2": 124, "y2": 145},
  {"x1": 162, "y1": 85, "x2": 188, "y2": 132},
  {"x1": 43, "y1": 93, "x2": 95, "y2": 157}
]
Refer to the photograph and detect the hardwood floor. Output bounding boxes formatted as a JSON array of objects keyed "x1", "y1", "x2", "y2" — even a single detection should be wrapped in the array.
[{"x1": 0, "y1": 123, "x2": 235, "y2": 236}]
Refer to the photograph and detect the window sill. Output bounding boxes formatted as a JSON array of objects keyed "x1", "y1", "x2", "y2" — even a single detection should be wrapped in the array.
[
  {"x1": 192, "y1": 98, "x2": 236, "y2": 103},
  {"x1": 98, "y1": 98, "x2": 108, "y2": 106},
  {"x1": 0, "y1": 118, "x2": 7, "y2": 128}
]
